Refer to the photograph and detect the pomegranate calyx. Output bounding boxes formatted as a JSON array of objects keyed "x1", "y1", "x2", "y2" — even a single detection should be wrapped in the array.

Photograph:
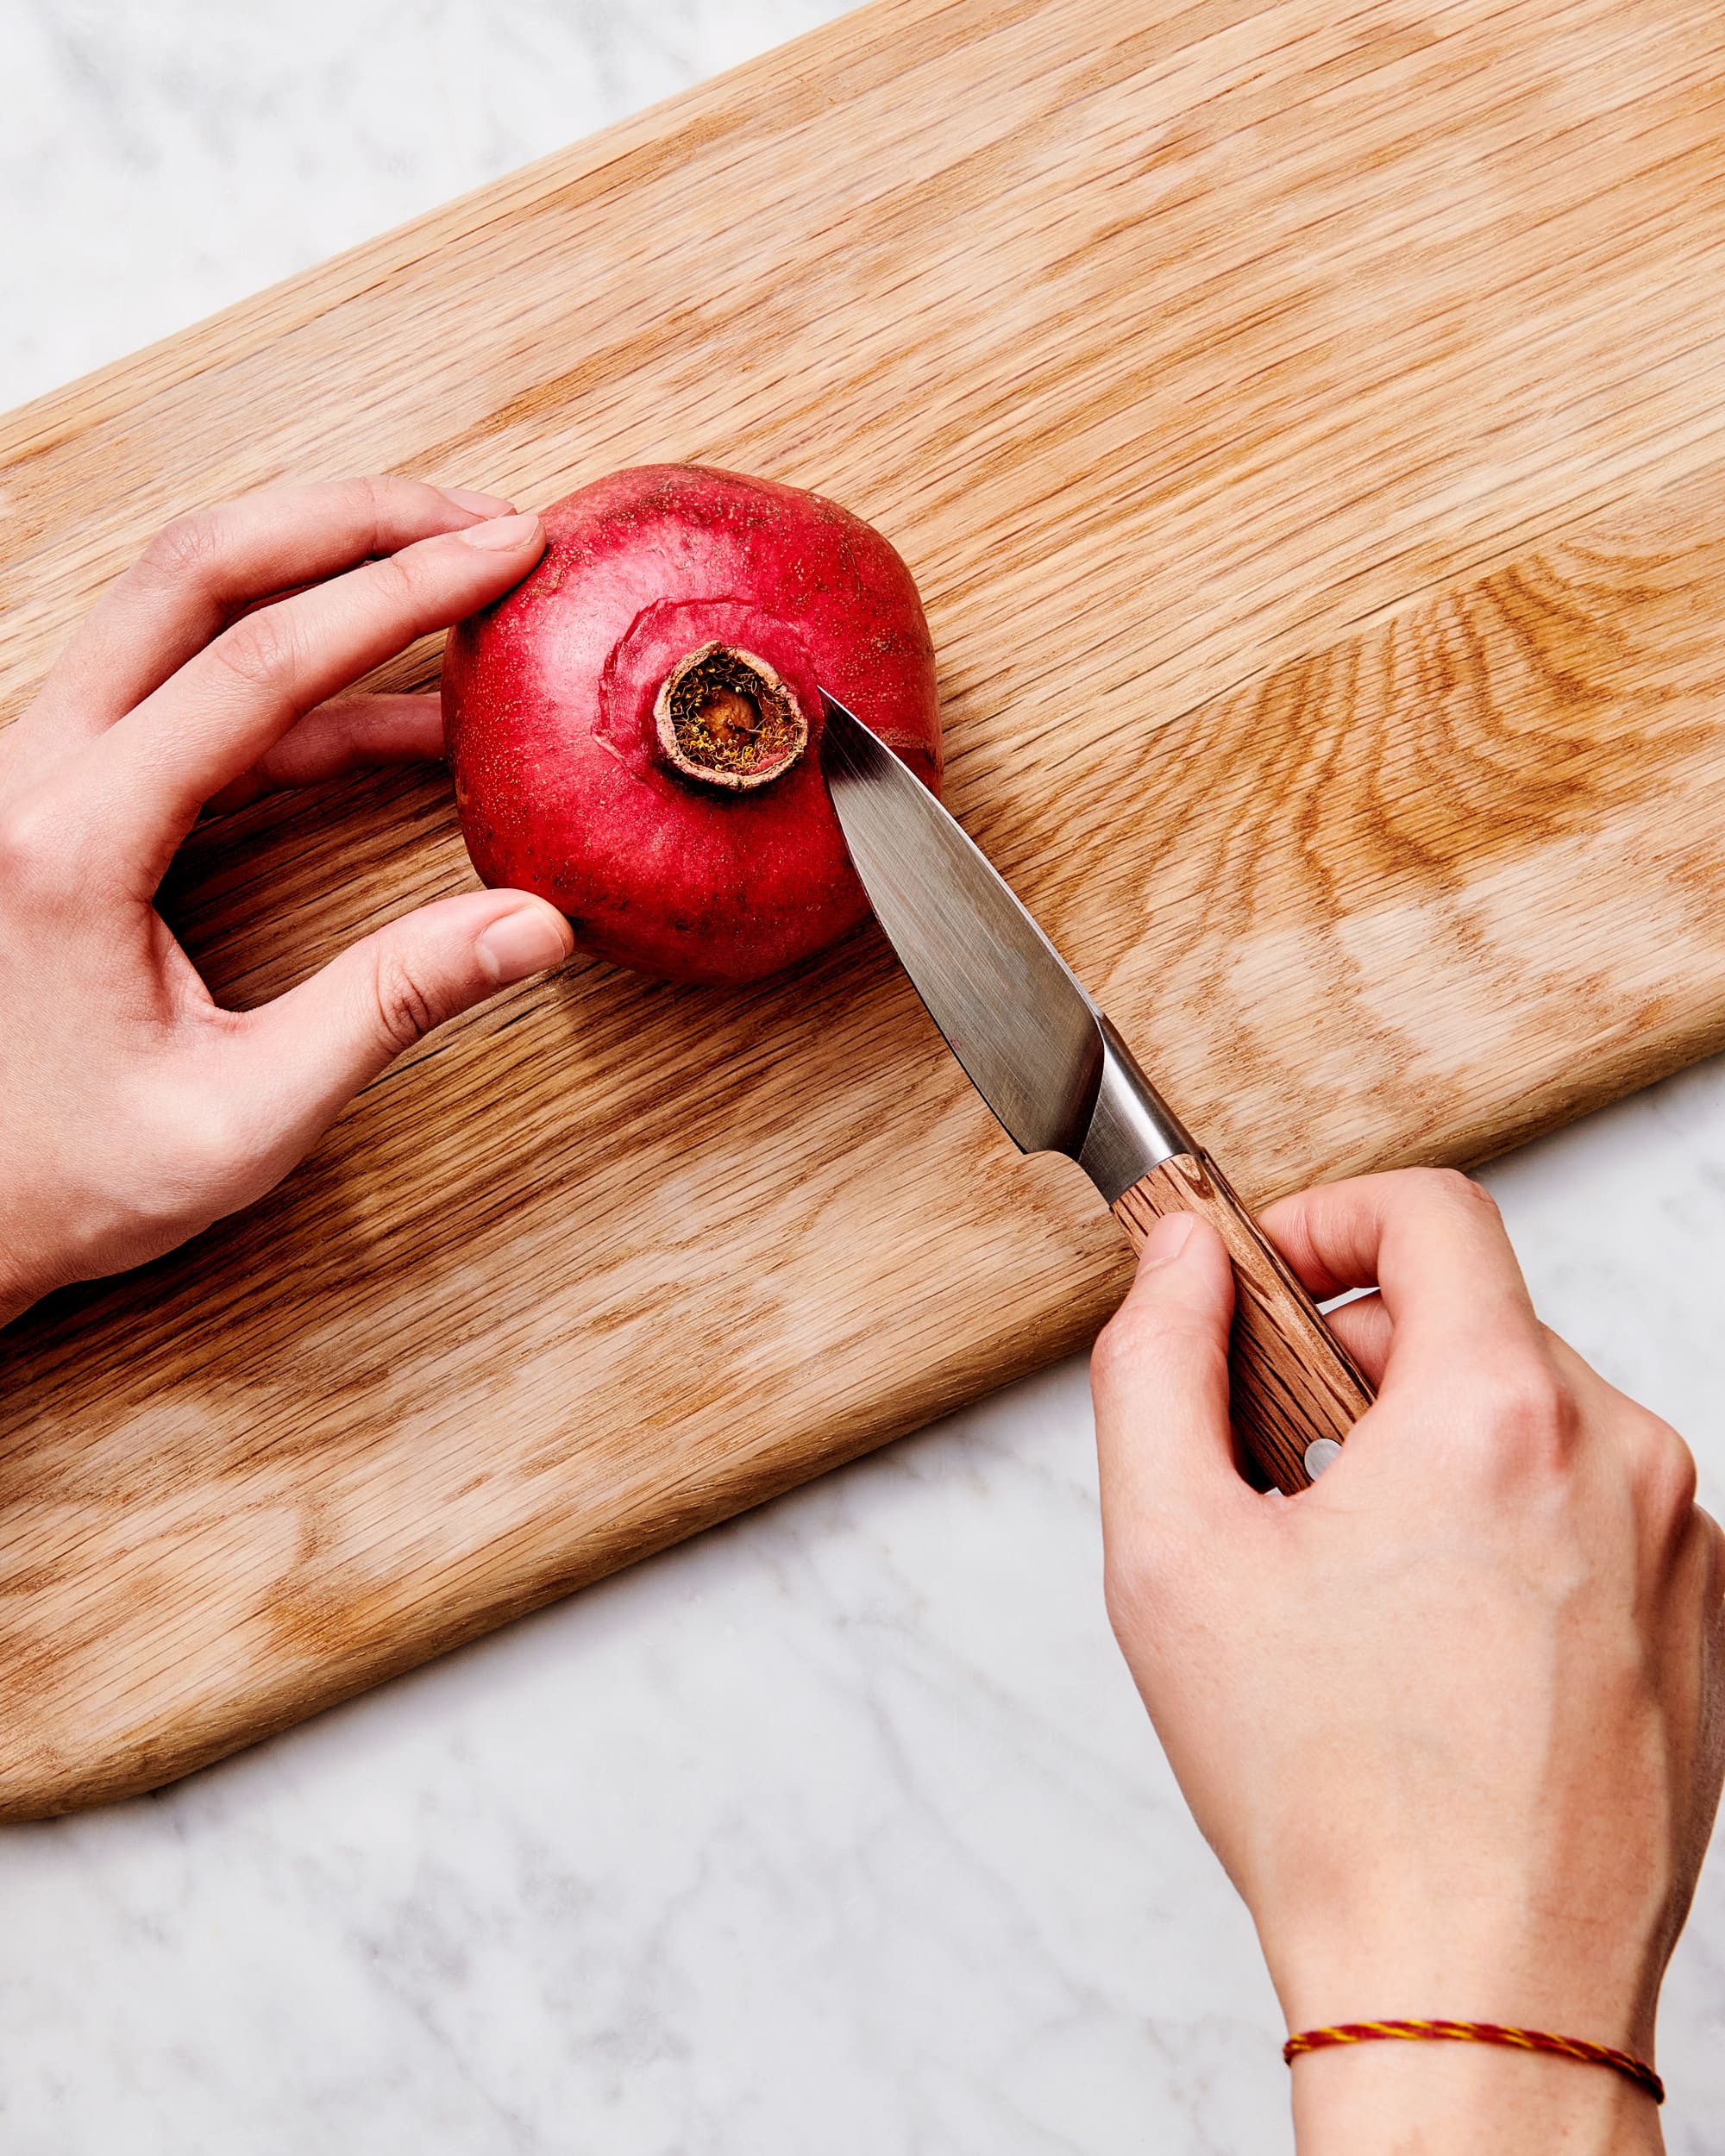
[{"x1": 654, "y1": 642, "x2": 807, "y2": 791}]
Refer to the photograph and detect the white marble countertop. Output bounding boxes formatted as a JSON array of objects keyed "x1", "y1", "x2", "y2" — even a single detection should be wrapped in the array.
[{"x1": 2, "y1": 4, "x2": 1722, "y2": 2150}]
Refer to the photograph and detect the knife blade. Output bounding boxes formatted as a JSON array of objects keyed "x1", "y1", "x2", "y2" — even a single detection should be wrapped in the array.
[{"x1": 820, "y1": 690, "x2": 1371, "y2": 1495}]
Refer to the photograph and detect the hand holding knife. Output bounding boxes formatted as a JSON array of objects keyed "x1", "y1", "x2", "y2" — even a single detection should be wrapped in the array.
[{"x1": 819, "y1": 691, "x2": 1372, "y2": 1494}]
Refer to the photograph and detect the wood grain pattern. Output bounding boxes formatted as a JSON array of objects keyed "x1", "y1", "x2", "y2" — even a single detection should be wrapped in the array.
[
  {"x1": 1113, "y1": 1156, "x2": 1375, "y2": 1493},
  {"x1": 5, "y1": 0, "x2": 1725, "y2": 1814}
]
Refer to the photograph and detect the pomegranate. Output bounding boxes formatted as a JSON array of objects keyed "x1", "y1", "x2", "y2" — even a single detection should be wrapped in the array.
[{"x1": 442, "y1": 464, "x2": 942, "y2": 984}]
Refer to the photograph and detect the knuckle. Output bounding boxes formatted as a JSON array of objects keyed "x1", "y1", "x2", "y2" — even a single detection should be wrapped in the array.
[
  {"x1": 1101, "y1": 1290, "x2": 1216, "y2": 1357},
  {"x1": 1629, "y1": 1416, "x2": 1698, "y2": 1525},
  {"x1": 1477, "y1": 1352, "x2": 1577, "y2": 1461},
  {"x1": 1090, "y1": 1311, "x2": 1138, "y2": 1392},
  {"x1": 177, "y1": 1087, "x2": 249, "y2": 1172},
  {"x1": 1413, "y1": 1165, "x2": 1500, "y2": 1218},
  {"x1": 0, "y1": 798, "x2": 60, "y2": 888},
  {"x1": 325, "y1": 472, "x2": 393, "y2": 539},
  {"x1": 0, "y1": 789, "x2": 78, "y2": 895},
  {"x1": 138, "y1": 1085, "x2": 251, "y2": 1213},
  {"x1": 368, "y1": 948, "x2": 444, "y2": 1054},
  {"x1": 362, "y1": 545, "x2": 422, "y2": 611},
  {"x1": 212, "y1": 608, "x2": 301, "y2": 693},
  {"x1": 1092, "y1": 1300, "x2": 1191, "y2": 1395},
  {"x1": 139, "y1": 509, "x2": 225, "y2": 586},
  {"x1": 356, "y1": 471, "x2": 399, "y2": 519},
  {"x1": 1092, "y1": 1297, "x2": 1226, "y2": 1421}
]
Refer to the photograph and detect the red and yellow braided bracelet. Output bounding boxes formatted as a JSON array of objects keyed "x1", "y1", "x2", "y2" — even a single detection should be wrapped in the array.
[{"x1": 1283, "y1": 2020, "x2": 1664, "y2": 2105}]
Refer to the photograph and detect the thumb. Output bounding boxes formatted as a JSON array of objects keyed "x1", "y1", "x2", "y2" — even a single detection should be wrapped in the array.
[
  {"x1": 236, "y1": 888, "x2": 573, "y2": 1139},
  {"x1": 1091, "y1": 1213, "x2": 1252, "y2": 1544}
]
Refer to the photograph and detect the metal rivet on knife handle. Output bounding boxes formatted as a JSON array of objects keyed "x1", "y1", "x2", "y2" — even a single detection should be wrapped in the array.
[{"x1": 1110, "y1": 1153, "x2": 1374, "y2": 1495}]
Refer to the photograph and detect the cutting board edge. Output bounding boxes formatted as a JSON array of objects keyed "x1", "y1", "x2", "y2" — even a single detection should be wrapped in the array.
[
  {"x1": 0, "y1": 0, "x2": 967, "y2": 476},
  {"x1": 0, "y1": 1291, "x2": 1099, "y2": 1820},
  {"x1": 10, "y1": 974, "x2": 1722, "y2": 1824}
]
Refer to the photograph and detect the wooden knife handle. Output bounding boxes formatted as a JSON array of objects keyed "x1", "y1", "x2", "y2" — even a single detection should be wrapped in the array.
[{"x1": 1111, "y1": 1152, "x2": 1373, "y2": 1494}]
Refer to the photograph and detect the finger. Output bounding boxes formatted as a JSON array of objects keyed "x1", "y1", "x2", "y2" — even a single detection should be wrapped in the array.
[
  {"x1": 230, "y1": 890, "x2": 574, "y2": 1154},
  {"x1": 202, "y1": 693, "x2": 444, "y2": 813},
  {"x1": 94, "y1": 513, "x2": 544, "y2": 879},
  {"x1": 30, "y1": 476, "x2": 516, "y2": 743},
  {"x1": 1091, "y1": 1214, "x2": 1258, "y2": 1545},
  {"x1": 1258, "y1": 1168, "x2": 1543, "y2": 1392},
  {"x1": 1321, "y1": 1290, "x2": 1393, "y2": 1388}
]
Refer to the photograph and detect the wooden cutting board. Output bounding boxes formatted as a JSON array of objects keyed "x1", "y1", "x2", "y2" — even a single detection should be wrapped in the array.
[{"x1": 5, "y1": 0, "x2": 1725, "y2": 1818}]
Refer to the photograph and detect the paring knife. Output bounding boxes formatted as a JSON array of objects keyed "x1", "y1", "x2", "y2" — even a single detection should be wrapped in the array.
[{"x1": 819, "y1": 691, "x2": 1372, "y2": 1495}]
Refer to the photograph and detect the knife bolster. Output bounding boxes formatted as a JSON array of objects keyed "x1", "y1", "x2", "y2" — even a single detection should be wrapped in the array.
[{"x1": 1075, "y1": 1015, "x2": 1196, "y2": 1201}]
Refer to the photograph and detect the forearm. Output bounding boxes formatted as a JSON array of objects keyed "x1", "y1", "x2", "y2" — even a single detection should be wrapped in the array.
[{"x1": 1292, "y1": 2040, "x2": 1664, "y2": 2155}]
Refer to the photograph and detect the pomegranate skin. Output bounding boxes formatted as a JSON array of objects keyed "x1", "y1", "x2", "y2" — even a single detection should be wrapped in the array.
[{"x1": 442, "y1": 464, "x2": 942, "y2": 985}]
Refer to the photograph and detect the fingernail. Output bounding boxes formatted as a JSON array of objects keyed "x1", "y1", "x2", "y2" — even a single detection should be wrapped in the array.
[
  {"x1": 1141, "y1": 1213, "x2": 1196, "y2": 1266},
  {"x1": 477, "y1": 905, "x2": 572, "y2": 986},
  {"x1": 457, "y1": 511, "x2": 543, "y2": 551},
  {"x1": 438, "y1": 485, "x2": 516, "y2": 516}
]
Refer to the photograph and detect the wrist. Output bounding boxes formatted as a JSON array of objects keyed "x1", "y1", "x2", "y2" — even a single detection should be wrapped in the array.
[
  {"x1": 1262, "y1": 1893, "x2": 1668, "y2": 2156},
  {"x1": 1258, "y1": 1881, "x2": 1665, "y2": 2062},
  {"x1": 1290, "y1": 2034, "x2": 1664, "y2": 2156}
]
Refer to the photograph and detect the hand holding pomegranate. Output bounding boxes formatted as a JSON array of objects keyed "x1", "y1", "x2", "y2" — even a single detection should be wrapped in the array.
[
  {"x1": 0, "y1": 461, "x2": 938, "y2": 1323},
  {"x1": 0, "y1": 476, "x2": 572, "y2": 1326}
]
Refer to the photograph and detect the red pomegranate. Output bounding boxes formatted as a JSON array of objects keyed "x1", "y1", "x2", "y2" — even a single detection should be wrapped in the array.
[{"x1": 442, "y1": 464, "x2": 942, "y2": 984}]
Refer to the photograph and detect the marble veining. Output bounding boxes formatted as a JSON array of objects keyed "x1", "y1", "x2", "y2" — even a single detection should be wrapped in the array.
[{"x1": 2, "y1": 4, "x2": 1723, "y2": 2151}]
